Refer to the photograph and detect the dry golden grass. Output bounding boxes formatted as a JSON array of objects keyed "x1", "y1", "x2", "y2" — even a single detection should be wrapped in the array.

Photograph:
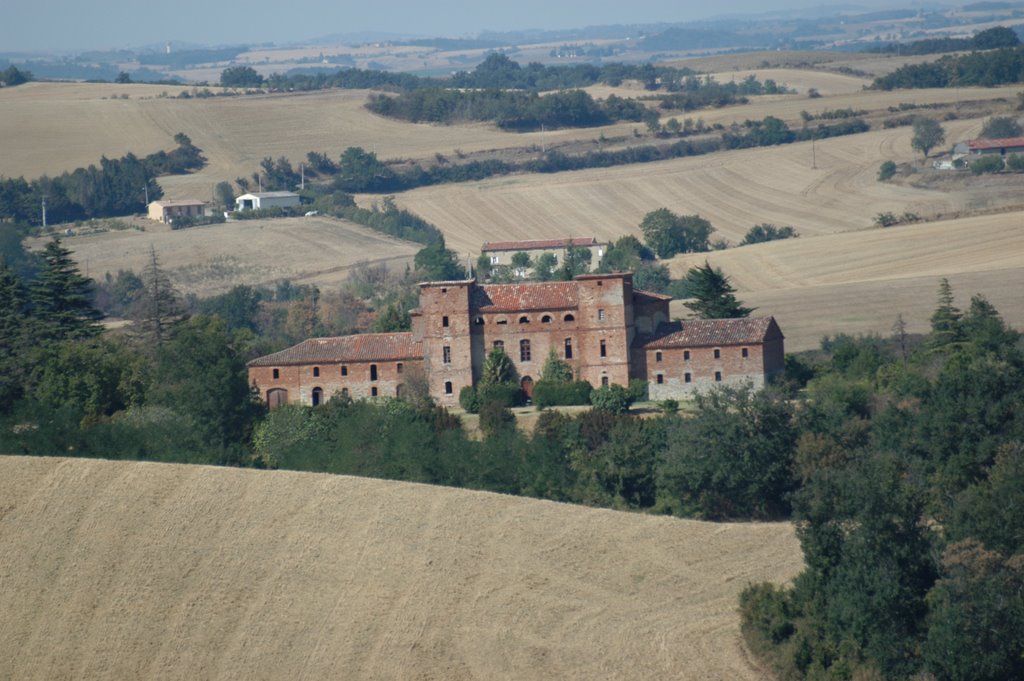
[
  {"x1": 0, "y1": 456, "x2": 803, "y2": 681},
  {"x1": 666, "y1": 211, "x2": 1024, "y2": 350},
  {"x1": 388, "y1": 119, "x2": 991, "y2": 255},
  {"x1": 706, "y1": 68, "x2": 871, "y2": 96},
  {"x1": 26, "y1": 216, "x2": 420, "y2": 297}
]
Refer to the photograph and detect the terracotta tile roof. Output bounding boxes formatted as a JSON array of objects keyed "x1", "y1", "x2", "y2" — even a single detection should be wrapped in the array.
[
  {"x1": 248, "y1": 332, "x2": 422, "y2": 367},
  {"x1": 634, "y1": 289, "x2": 673, "y2": 304},
  {"x1": 640, "y1": 317, "x2": 782, "y2": 349},
  {"x1": 968, "y1": 137, "x2": 1024, "y2": 151},
  {"x1": 473, "y1": 282, "x2": 579, "y2": 312},
  {"x1": 481, "y1": 237, "x2": 601, "y2": 252}
]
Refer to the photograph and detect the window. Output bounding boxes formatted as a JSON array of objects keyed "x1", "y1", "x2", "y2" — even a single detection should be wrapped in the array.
[
  {"x1": 519, "y1": 316, "x2": 529, "y2": 324},
  {"x1": 396, "y1": 362, "x2": 403, "y2": 374},
  {"x1": 564, "y1": 314, "x2": 575, "y2": 322},
  {"x1": 742, "y1": 347, "x2": 749, "y2": 358},
  {"x1": 442, "y1": 315, "x2": 449, "y2": 328},
  {"x1": 370, "y1": 364, "x2": 378, "y2": 381},
  {"x1": 442, "y1": 346, "x2": 451, "y2": 364},
  {"x1": 598, "y1": 309, "x2": 606, "y2": 321},
  {"x1": 341, "y1": 365, "x2": 348, "y2": 376},
  {"x1": 313, "y1": 366, "x2": 320, "y2": 377},
  {"x1": 489, "y1": 255, "x2": 499, "y2": 265},
  {"x1": 683, "y1": 351, "x2": 690, "y2": 361},
  {"x1": 311, "y1": 387, "x2": 323, "y2": 406},
  {"x1": 272, "y1": 368, "x2": 279, "y2": 379},
  {"x1": 564, "y1": 338, "x2": 573, "y2": 359},
  {"x1": 597, "y1": 281, "x2": 603, "y2": 286},
  {"x1": 684, "y1": 373, "x2": 692, "y2": 383},
  {"x1": 496, "y1": 318, "x2": 508, "y2": 325},
  {"x1": 441, "y1": 288, "x2": 447, "y2": 294},
  {"x1": 601, "y1": 376, "x2": 609, "y2": 387},
  {"x1": 541, "y1": 315, "x2": 552, "y2": 323},
  {"x1": 656, "y1": 374, "x2": 664, "y2": 384},
  {"x1": 655, "y1": 351, "x2": 662, "y2": 363},
  {"x1": 714, "y1": 349, "x2": 721, "y2": 359},
  {"x1": 341, "y1": 387, "x2": 349, "y2": 397},
  {"x1": 600, "y1": 339, "x2": 607, "y2": 357},
  {"x1": 715, "y1": 371, "x2": 722, "y2": 382},
  {"x1": 493, "y1": 340, "x2": 504, "y2": 350},
  {"x1": 520, "y1": 339, "x2": 531, "y2": 362},
  {"x1": 444, "y1": 381, "x2": 453, "y2": 395},
  {"x1": 474, "y1": 316, "x2": 484, "y2": 325},
  {"x1": 371, "y1": 387, "x2": 378, "y2": 397}
]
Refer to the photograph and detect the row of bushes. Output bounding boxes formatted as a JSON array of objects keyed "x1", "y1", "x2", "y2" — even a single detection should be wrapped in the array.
[{"x1": 459, "y1": 379, "x2": 649, "y2": 413}]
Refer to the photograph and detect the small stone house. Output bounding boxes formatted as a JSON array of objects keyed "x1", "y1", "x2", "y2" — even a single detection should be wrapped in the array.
[{"x1": 147, "y1": 200, "x2": 208, "y2": 224}]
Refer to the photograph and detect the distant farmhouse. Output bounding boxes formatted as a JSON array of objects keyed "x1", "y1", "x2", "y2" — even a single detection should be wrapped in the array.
[
  {"x1": 235, "y1": 191, "x2": 301, "y2": 211},
  {"x1": 147, "y1": 199, "x2": 209, "y2": 224},
  {"x1": 954, "y1": 137, "x2": 1024, "y2": 157},
  {"x1": 481, "y1": 237, "x2": 606, "y2": 276},
  {"x1": 248, "y1": 272, "x2": 784, "y2": 408}
]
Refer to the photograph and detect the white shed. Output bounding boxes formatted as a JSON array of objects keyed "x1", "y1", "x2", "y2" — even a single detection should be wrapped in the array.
[{"x1": 235, "y1": 191, "x2": 301, "y2": 211}]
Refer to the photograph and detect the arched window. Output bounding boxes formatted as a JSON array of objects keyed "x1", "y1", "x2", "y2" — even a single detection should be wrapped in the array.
[
  {"x1": 474, "y1": 316, "x2": 484, "y2": 325},
  {"x1": 444, "y1": 381, "x2": 453, "y2": 394},
  {"x1": 370, "y1": 364, "x2": 378, "y2": 380},
  {"x1": 496, "y1": 318, "x2": 508, "y2": 325},
  {"x1": 541, "y1": 315, "x2": 552, "y2": 323},
  {"x1": 272, "y1": 368, "x2": 280, "y2": 379},
  {"x1": 564, "y1": 314, "x2": 575, "y2": 322},
  {"x1": 520, "y1": 339, "x2": 531, "y2": 362},
  {"x1": 313, "y1": 366, "x2": 320, "y2": 377},
  {"x1": 311, "y1": 387, "x2": 323, "y2": 406},
  {"x1": 564, "y1": 338, "x2": 573, "y2": 359},
  {"x1": 519, "y1": 316, "x2": 530, "y2": 324}
]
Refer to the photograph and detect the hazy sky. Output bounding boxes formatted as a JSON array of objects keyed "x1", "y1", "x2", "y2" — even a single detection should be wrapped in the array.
[{"x1": 3, "y1": 0, "x2": 860, "y2": 53}]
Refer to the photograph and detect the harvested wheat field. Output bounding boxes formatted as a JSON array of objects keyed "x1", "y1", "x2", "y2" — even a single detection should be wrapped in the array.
[
  {"x1": 706, "y1": 68, "x2": 871, "y2": 96},
  {"x1": 667, "y1": 211, "x2": 1024, "y2": 350},
  {"x1": 388, "y1": 119, "x2": 991, "y2": 255},
  {"x1": 31, "y1": 216, "x2": 421, "y2": 297},
  {"x1": 0, "y1": 82, "x2": 635, "y2": 197},
  {"x1": 0, "y1": 456, "x2": 802, "y2": 681}
]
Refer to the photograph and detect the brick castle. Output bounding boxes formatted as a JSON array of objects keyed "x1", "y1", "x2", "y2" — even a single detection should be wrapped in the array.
[{"x1": 247, "y1": 272, "x2": 784, "y2": 407}]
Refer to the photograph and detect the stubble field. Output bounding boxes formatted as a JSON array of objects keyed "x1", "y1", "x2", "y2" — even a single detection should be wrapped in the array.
[{"x1": 0, "y1": 456, "x2": 803, "y2": 681}]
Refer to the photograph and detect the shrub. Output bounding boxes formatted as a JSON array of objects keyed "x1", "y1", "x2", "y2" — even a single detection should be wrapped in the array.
[
  {"x1": 874, "y1": 212, "x2": 899, "y2": 227},
  {"x1": 478, "y1": 382, "x2": 522, "y2": 408},
  {"x1": 479, "y1": 399, "x2": 515, "y2": 436},
  {"x1": 878, "y1": 160, "x2": 897, "y2": 181},
  {"x1": 590, "y1": 384, "x2": 632, "y2": 413},
  {"x1": 532, "y1": 379, "x2": 593, "y2": 408},
  {"x1": 1007, "y1": 153, "x2": 1024, "y2": 171},
  {"x1": 739, "y1": 582, "x2": 795, "y2": 645},
  {"x1": 627, "y1": 379, "x2": 649, "y2": 403},
  {"x1": 459, "y1": 385, "x2": 479, "y2": 413},
  {"x1": 970, "y1": 155, "x2": 1005, "y2": 175},
  {"x1": 660, "y1": 399, "x2": 680, "y2": 414}
]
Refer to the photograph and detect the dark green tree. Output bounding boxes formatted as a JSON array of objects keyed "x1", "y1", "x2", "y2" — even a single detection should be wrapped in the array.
[
  {"x1": 980, "y1": 116, "x2": 1023, "y2": 139},
  {"x1": 220, "y1": 65, "x2": 263, "y2": 88},
  {"x1": 739, "y1": 223, "x2": 798, "y2": 246},
  {"x1": 639, "y1": 208, "x2": 713, "y2": 258},
  {"x1": 29, "y1": 238, "x2": 102, "y2": 339},
  {"x1": 559, "y1": 246, "x2": 592, "y2": 279},
  {"x1": 129, "y1": 247, "x2": 183, "y2": 345},
  {"x1": 479, "y1": 347, "x2": 517, "y2": 387},
  {"x1": 214, "y1": 181, "x2": 235, "y2": 210},
  {"x1": 541, "y1": 349, "x2": 573, "y2": 382},
  {"x1": 682, "y1": 261, "x2": 753, "y2": 319},
  {"x1": 928, "y1": 278, "x2": 962, "y2": 348},
  {"x1": 0, "y1": 263, "x2": 34, "y2": 410},
  {"x1": 414, "y1": 238, "x2": 464, "y2": 281},
  {"x1": 372, "y1": 302, "x2": 411, "y2": 332},
  {"x1": 533, "y1": 252, "x2": 558, "y2": 281},
  {"x1": 911, "y1": 117, "x2": 946, "y2": 158}
]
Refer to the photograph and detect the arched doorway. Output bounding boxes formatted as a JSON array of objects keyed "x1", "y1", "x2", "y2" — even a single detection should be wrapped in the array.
[
  {"x1": 520, "y1": 375, "x2": 534, "y2": 399},
  {"x1": 311, "y1": 387, "x2": 323, "y2": 406},
  {"x1": 267, "y1": 388, "x2": 288, "y2": 409}
]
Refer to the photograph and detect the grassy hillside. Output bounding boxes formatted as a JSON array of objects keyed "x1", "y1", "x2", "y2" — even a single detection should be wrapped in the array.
[{"x1": 0, "y1": 456, "x2": 802, "y2": 681}]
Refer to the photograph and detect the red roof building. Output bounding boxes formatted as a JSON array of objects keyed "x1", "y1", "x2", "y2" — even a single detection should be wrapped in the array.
[
  {"x1": 966, "y1": 137, "x2": 1024, "y2": 155},
  {"x1": 247, "y1": 272, "x2": 784, "y2": 407}
]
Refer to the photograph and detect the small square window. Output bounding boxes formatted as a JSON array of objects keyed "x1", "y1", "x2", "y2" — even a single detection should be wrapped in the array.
[
  {"x1": 371, "y1": 387, "x2": 378, "y2": 397},
  {"x1": 656, "y1": 374, "x2": 664, "y2": 384}
]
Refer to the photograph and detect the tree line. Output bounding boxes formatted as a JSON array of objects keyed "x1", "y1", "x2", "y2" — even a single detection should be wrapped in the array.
[
  {"x1": 865, "y1": 25, "x2": 1019, "y2": 57},
  {"x1": 873, "y1": 43, "x2": 1024, "y2": 89},
  {"x1": 0, "y1": 134, "x2": 205, "y2": 224}
]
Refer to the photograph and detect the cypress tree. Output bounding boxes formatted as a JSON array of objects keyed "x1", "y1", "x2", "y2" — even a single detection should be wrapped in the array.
[
  {"x1": 682, "y1": 261, "x2": 754, "y2": 319},
  {"x1": 928, "y1": 278, "x2": 962, "y2": 349}
]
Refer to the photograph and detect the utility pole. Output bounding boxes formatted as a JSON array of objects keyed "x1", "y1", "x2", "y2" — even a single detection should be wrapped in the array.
[
  {"x1": 812, "y1": 134, "x2": 817, "y2": 169},
  {"x1": 144, "y1": 182, "x2": 149, "y2": 205},
  {"x1": 300, "y1": 163, "x2": 305, "y2": 191},
  {"x1": 41, "y1": 196, "x2": 47, "y2": 228}
]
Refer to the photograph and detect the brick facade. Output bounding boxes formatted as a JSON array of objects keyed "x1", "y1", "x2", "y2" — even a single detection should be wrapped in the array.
[{"x1": 248, "y1": 273, "x2": 784, "y2": 407}]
